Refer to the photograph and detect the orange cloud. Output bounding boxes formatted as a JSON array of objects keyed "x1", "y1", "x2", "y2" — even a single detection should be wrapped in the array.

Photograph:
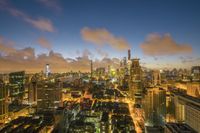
[
  {"x1": 0, "y1": 37, "x2": 120, "y2": 73},
  {"x1": 37, "y1": 37, "x2": 52, "y2": 50},
  {"x1": 0, "y1": 37, "x2": 16, "y2": 55},
  {"x1": 140, "y1": 33, "x2": 192, "y2": 56},
  {"x1": 81, "y1": 27, "x2": 131, "y2": 51}
]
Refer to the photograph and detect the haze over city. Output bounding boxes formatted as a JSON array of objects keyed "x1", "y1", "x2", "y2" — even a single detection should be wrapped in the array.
[{"x1": 0, "y1": 0, "x2": 200, "y2": 73}]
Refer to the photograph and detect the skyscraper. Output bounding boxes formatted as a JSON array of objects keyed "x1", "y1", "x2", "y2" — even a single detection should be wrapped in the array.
[
  {"x1": 9, "y1": 71, "x2": 26, "y2": 104},
  {"x1": 152, "y1": 70, "x2": 161, "y2": 86},
  {"x1": 37, "y1": 79, "x2": 63, "y2": 111},
  {"x1": 127, "y1": 49, "x2": 132, "y2": 76},
  {"x1": 28, "y1": 75, "x2": 37, "y2": 105},
  {"x1": 0, "y1": 79, "x2": 8, "y2": 122},
  {"x1": 129, "y1": 58, "x2": 143, "y2": 99},
  {"x1": 128, "y1": 49, "x2": 131, "y2": 60},
  {"x1": 143, "y1": 87, "x2": 166, "y2": 126},
  {"x1": 45, "y1": 64, "x2": 50, "y2": 77}
]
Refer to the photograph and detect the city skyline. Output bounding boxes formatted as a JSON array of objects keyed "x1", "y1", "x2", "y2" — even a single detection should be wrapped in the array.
[{"x1": 0, "y1": 0, "x2": 200, "y2": 72}]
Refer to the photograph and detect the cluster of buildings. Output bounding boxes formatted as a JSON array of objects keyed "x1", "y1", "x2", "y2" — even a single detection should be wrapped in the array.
[{"x1": 0, "y1": 49, "x2": 200, "y2": 133}]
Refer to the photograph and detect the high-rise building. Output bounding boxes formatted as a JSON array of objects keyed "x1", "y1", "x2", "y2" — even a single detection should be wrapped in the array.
[
  {"x1": 45, "y1": 64, "x2": 51, "y2": 77},
  {"x1": 128, "y1": 49, "x2": 131, "y2": 60},
  {"x1": 127, "y1": 49, "x2": 132, "y2": 76},
  {"x1": 152, "y1": 70, "x2": 161, "y2": 86},
  {"x1": 123, "y1": 57, "x2": 127, "y2": 66},
  {"x1": 129, "y1": 58, "x2": 143, "y2": 99},
  {"x1": 28, "y1": 75, "x2": 37, "y2": 105},
  {"x1": 37, "y1": 79, "x2": 63, "y2": 111},
  {"x1": 8, "y1": 71, "x2": 26, "y2": 104},
  {"x1": 143, "y1": 87, "x2": 166, "y2": 126},
  {"x1": 171, "y1": 93, "x2": 185, "y2": 122},
  {"x1": 0, "y1": 79, "x2": 8, "y2": 122}
]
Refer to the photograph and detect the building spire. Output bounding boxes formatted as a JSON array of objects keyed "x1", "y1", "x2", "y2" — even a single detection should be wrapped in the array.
[{"x1": 128, "y1": 49, "x2": 131, "y2": 60}]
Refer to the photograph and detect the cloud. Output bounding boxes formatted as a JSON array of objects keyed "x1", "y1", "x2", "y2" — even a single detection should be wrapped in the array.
[
  {"x1": 82, "y1": 49, "x2": 92, "y2": 58},
  {"x1": 96, "y1": 48, "x2": 109, "y2": 58},
  {"x1": 0, "y1": 37, "x2": 16, "y2": 55},
  {"x1": 25, "y1": 17, "x2": 55, "y2": 32},
  {"x1": 180, "y1": 56, "x2": 200, "y2": 64},
  {"x1": 0, "y1": 1, "x2": 56, "y2": 32},
  {"x1": 81, "y1": 27, "x2": 131, "y2": 51},
  {"x1": 0, "y1": 37, "x2": 120, "y2": 73},
  {"x1": 37, "y1": 0, "x2": 62, "y2": 12},
  {"x1": 37, "y1": 37, "x2": 52, "y2": 50},
  {"x1": 140, "y1": 33, "x2": 192, "y2": 56}
]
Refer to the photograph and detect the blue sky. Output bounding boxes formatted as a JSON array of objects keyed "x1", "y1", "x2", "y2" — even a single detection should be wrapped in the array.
[{"x1": 0, "y1": 0, "x2": 200, "y2": 72}]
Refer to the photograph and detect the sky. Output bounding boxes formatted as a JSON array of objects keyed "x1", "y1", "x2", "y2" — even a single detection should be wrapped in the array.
[{"x1": 0, "y1": 0, "x2": 200, "y2": 73}]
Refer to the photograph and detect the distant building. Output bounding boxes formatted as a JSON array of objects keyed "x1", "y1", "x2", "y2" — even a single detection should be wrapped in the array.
[
  {"x1": 123, "y1": 57, "x2": 127, "y2": 66},
  {"x1": 95, "y1": 67, "x2": 106, "y2": 78},
  {"x1": 152, "y1": 70, "x2": 161, "y2": 86},
  {"x1": 127, "y1": 49, "x2": 132, "y2": 76},
  {"x1": 191, "y1": 66, "x2": 200, "y2": 81},
  {"x1": 128, "y1": 49, "x2": 131, "y2": 60},
  {"x1": 45, "y1": 64, "x2": 51, "y2": 77}
]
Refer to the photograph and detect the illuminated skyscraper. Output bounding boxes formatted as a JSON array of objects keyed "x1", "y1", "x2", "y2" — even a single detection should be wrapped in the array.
[
  {"x1": 127, "y1": 49, "x2": 132, "y2": 76},
  {"x1": 28, "y1": 75, "x2": 37, "y2": 105},
  {"x1": 37, "y1": 79, "x2": 63, "y2": 111},
  {"x1": 152, "y1": 70, "x2": 161, "y2": 86},
  {"x1": 9, "y1": 71, "x2": 26, "y2": 104},
  {"x1": 143, "y1": 87, "x2": 166, "y2": 126},
  {"x1": 129, "y1": 58, "x2": 143, "y2": 99},
  {"x1": 45, "y1": 64, "x2": 50, "y2": 77}
]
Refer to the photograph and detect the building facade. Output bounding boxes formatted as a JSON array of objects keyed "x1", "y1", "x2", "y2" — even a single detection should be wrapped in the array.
[
  {"x1": 0, "y1": 79, "x2": 8, "y2": 122},
  {"x1": 37, "y1": 79, "x2": 63, "y2": 111}
]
